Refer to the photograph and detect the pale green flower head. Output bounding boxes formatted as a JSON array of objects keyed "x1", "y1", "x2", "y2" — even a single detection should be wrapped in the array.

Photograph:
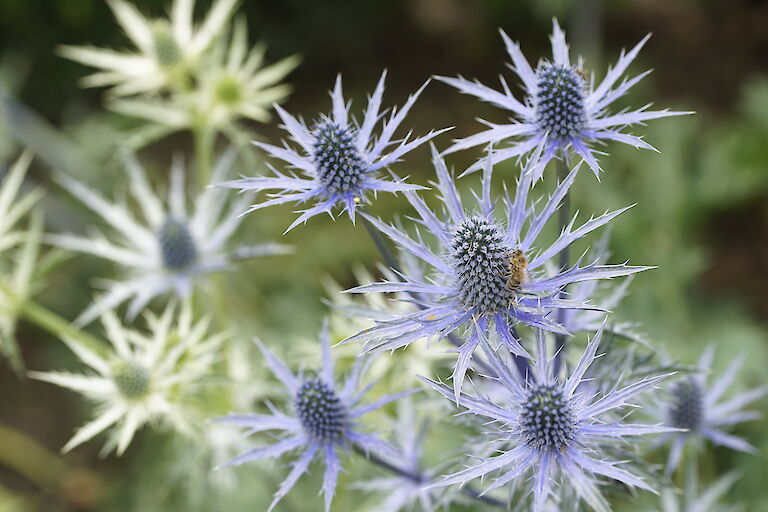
[
  {"x1": 29, "y1": 302, "x2": 226, "y2": 456},
  {"x1": 110, "y1": 18, "x2": 299, "y2": 138},
  {"x1": 59, "y1": 0, "x2": 239, "y2": 97}
]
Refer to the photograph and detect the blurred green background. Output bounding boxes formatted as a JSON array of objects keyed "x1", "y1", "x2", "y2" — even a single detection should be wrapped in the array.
[{"x1": 1, "y1": 0, "x2": 767, "y2": 510}]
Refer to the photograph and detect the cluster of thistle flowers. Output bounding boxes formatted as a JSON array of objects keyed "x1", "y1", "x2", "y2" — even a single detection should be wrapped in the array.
[{"x1": 2, "y1": 3, "x2": 765, "y2": 511}]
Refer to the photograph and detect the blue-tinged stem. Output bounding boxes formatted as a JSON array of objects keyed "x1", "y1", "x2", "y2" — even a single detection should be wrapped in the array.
[
  {"x1": 352, "y1": 444, "x2": 505, "y2": 508},
  {"x1": 554, "y1": 151, "x2": 571, "y2": 374}
]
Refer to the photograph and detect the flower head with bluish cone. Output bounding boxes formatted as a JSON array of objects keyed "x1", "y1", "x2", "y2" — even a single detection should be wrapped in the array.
[
  {"x1": 345, "y1": 145, "x2": 650, "y2": 399},
  {"x1": 436, "y1": 19, "x2": 692, "y2": 178},
  {"x1": 421, "y1": 327, "x2": 674, "y2": 512},
  {"x1": 60, "y1": 0, "x2": 238, "y2": 96},
  {"x1": 29, "y1": 302, "x2": 224, "y2": 455},
  {"x1": 48, "y1": 149, "x2": 291, "y2": 325},
  {"x1": 218, "y1": 73, "x2": 451, "y2": 231},
  {"x1": 655, "y1": 348, "x2": 768, "y2": 475},
  {"x1": 215, "y1": 322, "x2": 416, "y2": 512}
]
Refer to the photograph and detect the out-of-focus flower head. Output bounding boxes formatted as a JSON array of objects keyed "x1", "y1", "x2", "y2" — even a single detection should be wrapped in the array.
[
  {"x1": 49, "y1": 149, "x2": 291, "y2": 325},
  {"x1": 436, "y1": 19, "x2": 692, "y2": 178},
  {"x1": 422, "y1": 327, "x2": 674, "y2": 512},
  {"x1": 656, "y1": 348, "x2": 767, "y2": 475},
  {"x1": 110, "y1": 18, "x2": 299, "y2": 143},
  {"x1": 219, "y1": 72, "x2": 451, "y2": 231},
  {"x1": 345, "y1": 146, "x2": 649, "y2": 399},
  {"x1": 60, "y1": 0, "x2": 239, "y2": 97},
  {"x1": 30, "y1": 302, "x2": 224, "y2": 455},
  {"x1": 215, "y1": 322, "x2": 415, "y2": 512}
]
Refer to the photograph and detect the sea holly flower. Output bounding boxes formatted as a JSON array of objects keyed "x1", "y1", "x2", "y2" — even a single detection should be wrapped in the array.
[
  {"x1": 49, "y1": 150, "x2": 290, "y2": 325},
  {"x1": 345, "y1": 146, "x2": 649, "y2": 399},
  {"x1": 421, "y1": 327, "x2": 674, "y2": 512},
  {"x1": 0, "y1": 151, "x2": 42, "y2": 253},
  {"x1": 219, "y1": 72, "x2": 451, "y2": 231},
  {"x1": 436, "y1": 19, "x2": 691, "y2": 178},
  {"x1": 60, "y1": 0, "x2": 238, "y2": 96},
  {"x1": 215, "y1": 323, "x2": 415, "y2": 512},
  {"x1": 29, "y1": 302, "x2": 224, "y2": 455},
  {"x1": 657, "y1": 348, "x2": 768, "y2": 475}
]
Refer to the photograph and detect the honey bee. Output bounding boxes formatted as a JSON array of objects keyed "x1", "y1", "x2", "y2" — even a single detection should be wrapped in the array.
[
  {"x1": 574, "y1": 67, "x2": 589, "y2": 81},
  {"x1": 505, "y1": 249, "x2": 530, "y2": 292}
]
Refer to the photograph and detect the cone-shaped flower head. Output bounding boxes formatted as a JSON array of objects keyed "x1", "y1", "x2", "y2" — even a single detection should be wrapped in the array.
[
  {"x1": 215, "y1": 322, "x2": 415, "y2": 512},
  {"x1": 436, "y1": 19, "x2": 692, "y2": 178},
  {"x1": 49, "y1": 149, "x2": 291, "y2": 325},
  {"x1": 218, "y1": 72, "x2": 450, "y2": 231},
  {"x1": 656, "y1": 347, "x2": 768, "y2": 475},
  {"x1": 345, "y1": 145, "x2": 650, "y2": 399},
  {"x1": 421, "y1": 327, "x2": 674, "y2": 512}
]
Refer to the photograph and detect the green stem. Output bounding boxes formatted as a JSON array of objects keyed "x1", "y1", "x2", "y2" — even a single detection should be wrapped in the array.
[
  {"x1": 193, "y1": 123, "x2": 216, "y2": 187},
  {"x1": 0, "y1": 279, "x2": 107, "y2": 356}
]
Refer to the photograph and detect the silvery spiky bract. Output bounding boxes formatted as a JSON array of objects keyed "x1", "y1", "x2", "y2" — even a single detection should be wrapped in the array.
[
  {"x1": 29, "y1": 302, "x2": 223, "y2": 455},
  {"x1": 657, "y1": 348, "x2": 768, "y2": 475},
  {"x1": 345, "y1": 145, "x2": 649, "y2": 399},
  {"x1": 216, "y1": 323, "x2": 415, "y2": 512},
  {"x1": 49, "y1": 149, "x2": 290, "y2": 325},
  {"x1": 422, "y1": 328, "x2": 674, "y2": 512},
  {"x1": 60, "y1": 0, "x2": 238, "y2": 96},
  {"x1": 436, "y1": 19, "x2": 691, "y2": 178},
  {"x1": 218, "y1": 73, "x2": 450, "y2": 231}
]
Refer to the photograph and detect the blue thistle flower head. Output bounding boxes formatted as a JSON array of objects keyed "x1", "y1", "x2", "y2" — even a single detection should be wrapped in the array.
[
  {"x1": 436, "y1": 19, "x2": 693, "y2": 179},
  {"x1": 656, "y1": 347, "x2": 768, "y2": 475},
  {"x1": 345, "y1": 145, "x2": 650, "y2": 399},
  {"x1": 219, "y1": 72, "x2": 451, "y2": 232},
  {"x1": 215, "y1": 321, "x2": 415, "y2": 512},
  {"x1": 421, "y1": 327, "x2": 675, "y2": 512}
]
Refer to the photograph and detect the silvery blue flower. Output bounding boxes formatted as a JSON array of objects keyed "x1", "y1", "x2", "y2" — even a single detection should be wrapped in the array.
[
  {"x1": 422, "y1": 327, "x2": 674, "y2": 512},
  {"x1": 345, "y1": 146, "x2": 649, "y2": 399},
  {"x1": 657, "y1": 348, "x2": 768, "y2": 475},
  {"x1": 215, "y1": 323, "x2": 415, "y2": 512},
  {"x1": 49, "y1": 150, "x2": 290, "y2": 325},
  {"x1": 436, "y1": 19, "x2": 691, "y2": 178},
  {"x1": 219, "y1": 73, "x2": 450, "y2": 231}
]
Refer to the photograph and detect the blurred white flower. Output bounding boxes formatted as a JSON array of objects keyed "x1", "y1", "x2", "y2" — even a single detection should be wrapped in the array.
[
  {"x1": 48, "y1": 149, "x2": 291, "y2": 325},
  {"x1": 60, "y1": 0, "x2": 239, "y2": 97},
  {"x1": 111, "y1": 18, "x2": 299, "y2": 137},
  {"x1": 30, "y1": 302, "x2": 224, "y2": 455}
]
